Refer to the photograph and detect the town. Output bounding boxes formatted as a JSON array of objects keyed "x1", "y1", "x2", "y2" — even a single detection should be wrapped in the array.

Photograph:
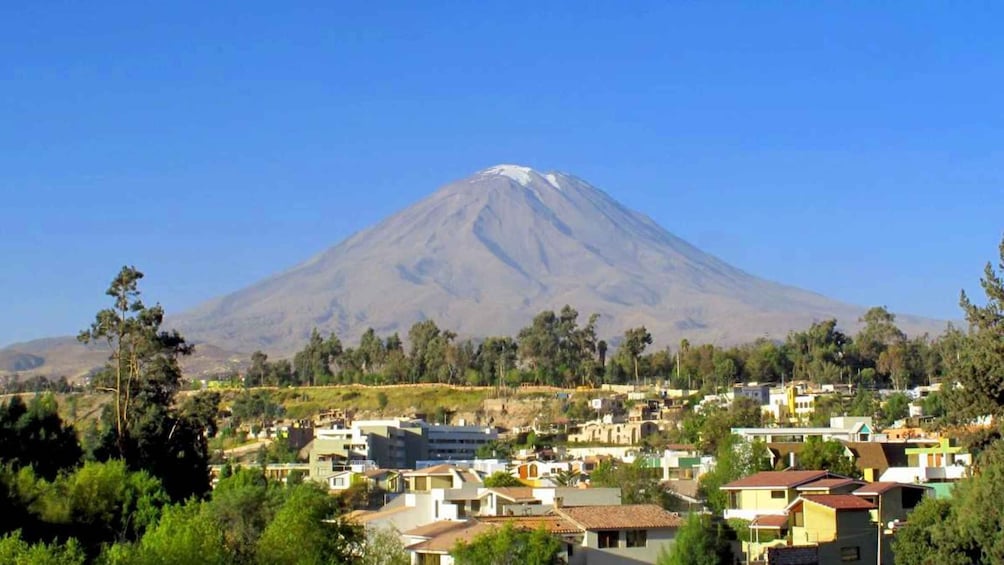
[{"x1": 207, "y1": 376, "x2": 966, "y2": 564}]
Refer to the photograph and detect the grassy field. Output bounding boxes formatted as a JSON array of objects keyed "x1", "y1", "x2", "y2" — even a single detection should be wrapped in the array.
[
  {"x1": 4, "y1": 383, "x2": 600, "y2": 431},
  {"x1": 266, "y1": 385, "x2": 498, "y2": 420}
]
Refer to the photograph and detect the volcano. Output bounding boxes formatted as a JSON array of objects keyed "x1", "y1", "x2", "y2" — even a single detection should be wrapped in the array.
[{"x1": 171, "y1": 165, "x2": 941, "y2": 353}]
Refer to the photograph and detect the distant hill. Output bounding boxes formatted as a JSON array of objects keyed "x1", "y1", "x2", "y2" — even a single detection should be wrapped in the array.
[
  {"x1": 0, "y1": 337, "x2": 245, "y2": 381},
  {"x1": 0, "y1": 350, "x2": 45, "y2": 372},
  {"x1": 168, "y1": 164, "x2": 947, "y2": 354}
]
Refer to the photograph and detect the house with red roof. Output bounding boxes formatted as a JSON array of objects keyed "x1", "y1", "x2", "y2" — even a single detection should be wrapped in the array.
[
  {"x1": 720, "y1": 470, "x2": 838, "y2": 520},
  {"x1": 785, "y1": 494, "x2": 880, "y2": 564}
]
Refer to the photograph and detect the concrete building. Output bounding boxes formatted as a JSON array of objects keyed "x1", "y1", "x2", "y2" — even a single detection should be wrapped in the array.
[
  {"x1": 567, "y1": 419, "x2": 659, "y2": 446},
  {"x1": 734, "y1": 384, "x2": 771, "y2": 406},
  {"x1": 732, "y1": 416, "x2": 875, "y2": 444},
  {"x1": 308, "y1": 419, "x2": 498, "y2": 481},
  {"x1": 557, "y1": 504, "x2": 683, "y2": 564}
]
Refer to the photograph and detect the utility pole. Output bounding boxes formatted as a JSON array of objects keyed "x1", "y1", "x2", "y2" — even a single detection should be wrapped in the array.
[
  {"x1": 676, "y1": 351, "x2": 681, "y2": 386},
  {"x1": 877, "y1": 495, "x2": 883, "y2": 565}
]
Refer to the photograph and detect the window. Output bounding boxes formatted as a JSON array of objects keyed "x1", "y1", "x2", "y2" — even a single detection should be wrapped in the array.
[
  {"x1": 597, "y1": 531, "x2": 618, "y2": 548},
  {"x1": 771, "y1": 490, "x2": 786, "y2": 499},
  {"x1": 793, "y1": 511, "x2": 804, "y2": 527},
  {"x1": 840, "y1": 546, "x2": 861, "y2": 562},
  {"x1": 626, "y1": 530, "x2": 647, "y2": 547}
]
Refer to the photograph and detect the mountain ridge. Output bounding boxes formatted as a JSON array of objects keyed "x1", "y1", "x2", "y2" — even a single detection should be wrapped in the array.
[{"x1": 168, "y1": 165, "x2": 947, "y2": 354}]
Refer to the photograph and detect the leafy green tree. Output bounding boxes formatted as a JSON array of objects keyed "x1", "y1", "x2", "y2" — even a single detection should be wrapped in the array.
[
  {"x1": 482, "y1": 471, "x2": 522, "y2": 488},
  {"x1": 408, "y1": 319, "x2": 443, "y2": 382},
  {"x1": 891, "y1": 496, "x2": 955, "y2": 565},
  {"x1": 797, "y1": 437, "x2": 860, "y2": 478},
  {"x1": 892, "y1": 440, "x2": 1004, "y2": 564},
  {"x1": 656, "y1": 513, "x2": 733, "y2": 565},
  {"x1": 921, "y1": 391, "x2": 946, "y2": 419},
  {"x1": 208, "y1": 467, "x2": 276, "y2": 563},
  {"x1": 248, "y1": 350, "x2": 269, "y2": 387},
  {"x1": 696, "y1": 397, "x2": 763, "y2": 455},
  {"x1": 0, "y1": 531, "x2": 86, "y2": 565},
  {"x1": 474, "y1": 337, "x2": 518, "y2": 387},
  {"x1": 129, "y1": 501, "x2": 230, "y2": 565},
  {"x1": 78, "y1": 266, "x2": 210, "y2": 501},
  {"x1": 360, "y1": 526, "x2": 409, "y2": 565},
  {"x1": 742, "y1": 338, "x2": 791, "y2": 383},
  {"x1": 62, "y1": 460, "x2": 169, "y2": 551},
  {"x1": 946, "y1": 237, "x2": 1004, "y2": 427},
  {"x1": 553, "y1": 468, "x2": 580, "y2": 486},
  {"x1": 880, "y1": 392, "x2": 911, "y2": 427},
  {"x1": 230, "y1": 390, "x2": 285, "y2": 430},
  {"x1": 847, "y1": 388, "x2": 878, "y2": 418},
  {"x1": 589, "y1": 459, "x2": 668, "y2": 506},
  {"x1": 256, "y1": 483, "x2": 361, "y2": 565},
  {"x1": 622, "y1": 327, "x2": 653, "y2": 386},
  {"x1": 698, "y1": 436, "x2": 771, "y2": 515},
  {"x1": 180, "y1": 391, "x2": 222, "y2": 439},
  {"x1": 452, "y1": 524, "x2": 561, "y2": 565},
  {"x1": 785, "y1": 319, "x2": 849, "y2": 383},
  {"x1": 293, "y1": 328, "x2": 340, "y2": 386},
  {"x1": 856, "y1": 307, "x2": 907, "y2": 370},
  {"x1": 475, "y1": 440, "x2": 513, "y2": 460},
  {"x1": 0, "y1": 394, "x2": 82, "y2": 480}
]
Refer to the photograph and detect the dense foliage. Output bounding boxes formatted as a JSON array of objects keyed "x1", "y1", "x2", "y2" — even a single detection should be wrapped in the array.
[
  {"x1": 0, "y1": 267, "x2": 378, "y2": 564},
  {"x1": 892, "y1": 237, "x2": 1004, "y2": 563},
  {"x1": 451, "y1": 523, "x2": 561, "y2": 565},
  {"x1": 240, "y1": 300, "x2": 957, "y2": 391},
  {"x1": 656, "y1": 513, "x2": 733, "y2": 565}
]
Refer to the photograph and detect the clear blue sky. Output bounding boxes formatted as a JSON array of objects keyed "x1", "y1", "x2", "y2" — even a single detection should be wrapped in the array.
[{"x1": 2, "y1": 2, "x2": 1002, "y2": 347}]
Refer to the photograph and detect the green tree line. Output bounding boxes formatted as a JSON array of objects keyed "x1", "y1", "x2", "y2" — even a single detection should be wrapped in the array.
[{"x1": 245, "y1": 304, "x2": 958, "y2": 391}]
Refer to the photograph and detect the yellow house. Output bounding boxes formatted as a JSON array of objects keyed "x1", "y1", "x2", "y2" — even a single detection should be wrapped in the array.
[
  {"x1": 720, "y1": 470, "x2": 834, "y2": 520},
  {"x1": 786, "y1": 494, "x2": 878, "y2": 563},
  {"x1": 852, "y1": 481, "x2": 931, "y2": 526},
  {"x1": 403, "y1": 464, "x2": 482, "y2": 492}
]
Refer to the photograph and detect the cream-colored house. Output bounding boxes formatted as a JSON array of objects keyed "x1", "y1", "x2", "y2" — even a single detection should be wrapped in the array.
[{"x1": 720, "y1": 470, "x2": 835, "y2": 520}]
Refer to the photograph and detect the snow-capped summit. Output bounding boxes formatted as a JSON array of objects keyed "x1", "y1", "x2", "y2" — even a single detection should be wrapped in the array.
[
  {"x1": 476, "y1": 164, "x2": 566, "y2": 191},
  {"x1": 477, "y1": 164, "x2": 536, "y2": 186}
]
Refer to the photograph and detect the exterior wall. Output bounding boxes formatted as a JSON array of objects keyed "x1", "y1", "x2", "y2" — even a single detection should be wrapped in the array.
[
  {"x1": 578, "y1": 528, "x2": 676, "y2": 565},
  {"x1": 735, "y1": 386, "x2": 770, "y2": 405},
  {"x1": 426, "y1": 425, "x2": 498, "y2": 460},
  {"x1": 411, "y1": 552, "x2": 453, "y2": 565},
  {"x1": 724, "y1": 488, "x2": 795, "y2": 520},
  {"x1": 309, "y1": 430, "x2": 371, "y2": 480},
  {"x1": 816, "y1": 513, "x2": 877, "y2": 565},
  {"x1": 567, "y1": 421, "x2": 658, "y2": 446},
  {"x1": 791, "y1": 504, "x2": 836, "y2": 544}
]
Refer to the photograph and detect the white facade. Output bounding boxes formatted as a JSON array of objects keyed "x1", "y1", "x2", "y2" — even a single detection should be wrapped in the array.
[{"x1": 426, "y1": 424, "x2": 499, "y2": 460}]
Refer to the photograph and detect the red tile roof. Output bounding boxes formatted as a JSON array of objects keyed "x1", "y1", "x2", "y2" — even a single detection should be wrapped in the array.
[
  {"x1": 405, "y1": 464, "x2": 458, "y2": 476},
  {"x1": 666, "y1": 444, "x2": 697, "y2": 451},
  {"x1": 853, "y1": 482, "x2": 930, "y2": 496},
  {"x1": 557, "y1": 504, "x2": 683, "y2": 530},
  {"x1": 406, "y1": 522, "x2": 495, "y2": 553},
  {"x1": 477, "y1": 515, "x2": 581, "y2": 534},
  {"x1": 750, "y1": 514, "x2": 789, "y2": 529},
  {"x1": 403, "y1": 520, "x2": 471, "y2": 538},
  {"x1": 722, "y1": 471, "x2": 830, "y2": 490},
  {"x1": 800, "y1": 494, "x2": 876, "y2": 511},
  {"x1": 485, "y1": 487, "x2": 537, "y2": 502},
  {"x1": 797, "y1": 478, "x2": 862, "y2": 491}
]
